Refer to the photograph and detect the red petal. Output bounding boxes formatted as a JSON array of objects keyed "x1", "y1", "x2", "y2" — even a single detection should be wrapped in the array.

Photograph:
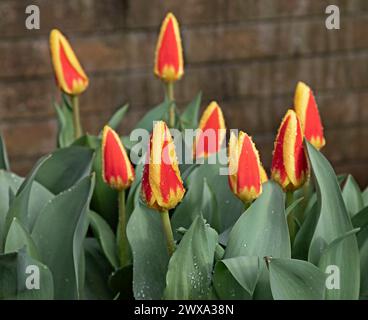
[{"x1": 59, "y1": 40, "x2": 87, "y2": 92}]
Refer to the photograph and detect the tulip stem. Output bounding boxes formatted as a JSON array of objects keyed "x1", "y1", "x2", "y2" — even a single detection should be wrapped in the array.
[
  {"x1": 71, "y1": 95, "x2": 83, "y2": 139},
  {"x1": 165, "y1": 82, "x2": 175, "y2": 128},
  {"x1": 117, "y1": 190, "x2": 129, "y2": 267},
  {"x1": 160, "y1": 210, "x2": 175, "y2": 256},
  {"x1": 286, "y1": 191, "x2": 296, "y2": 244}
]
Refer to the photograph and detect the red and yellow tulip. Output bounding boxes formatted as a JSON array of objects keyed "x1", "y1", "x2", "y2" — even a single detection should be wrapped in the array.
[
  {"x1": 294, "y1": 82, "x2": 325, "y2": 150},
  {"x1": 142, "y1": 121, "x2": 185, "y2": 211},
  {"x1": 228, "y1": 131, "x2": 265, "y2": 202},
  {"x1": 271, "y1": 109, "x2": 309, "y2": 191},
  {"x1": 154, "y1": 13, "x2": 184, "y2": 82},
  {"x1": 49, "y1": 29, "x2": 89, "y2": 95},
  {"x1": 194, "y1": 101, "x2": 226, "y2": 159},
  {"x1": 102, "y1": 126, "x2": 135, "y2": 191}
]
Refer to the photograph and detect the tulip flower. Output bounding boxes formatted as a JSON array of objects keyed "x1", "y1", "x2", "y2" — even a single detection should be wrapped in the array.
[
  {"x1": 102, "y1": 126, "x2": 135, "y2": 191},
  {"x1": 154, "y1": 13, "x2": 184, "y2": 128},
  {"x1": 228, "y1": 131, "x2": 264, "y2": 204},
  {"x1": 194, "y1": 101, "x2": 226, "y2": 159},
  {"x1": 102, "y1": 126, "x2": 135, "y2": 266},
  {"x1": 294, "y1": 82, "x2": 325, "y2": 150},
  {"x1": 271, "y1": 109, "x2": 309, "y2": 191},
  {"x1": 50, "y1": 29, "x2": 88, "y2": 139},
  {"x1": 141, "y1": 121, "x2": 185, "y2": 255},
  {"x1": 154, "y1": 13, "x2": 184, "y2": 83}
]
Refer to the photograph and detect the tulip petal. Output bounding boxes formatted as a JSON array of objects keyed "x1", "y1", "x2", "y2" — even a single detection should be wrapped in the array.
[
  {"x1": 50, "y1": 29, "x2": 89, "y2": 95},
  {"x1": 194, "y1": 101, "x2": 226, "y2": 159},
  {"x1": 294, "y1": 82, "x2": 325, "y2": 149},
  {"x1": 142, "y1": 121, "x2": 185, "y2": 211},
  {"x1": 102, "y1": 126, "x2": 135, "y2": 190},
  {"x1": 154, "y1": 13, "x2": 184, "y2": 82},
  {"x1": 228, "y1": 131, "x2": 263, "y2": 202}
]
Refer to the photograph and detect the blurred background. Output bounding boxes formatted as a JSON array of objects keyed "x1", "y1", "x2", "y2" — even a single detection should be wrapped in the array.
[{"x1": 0, "y1": 0, "x2": 367, "y2": 186}]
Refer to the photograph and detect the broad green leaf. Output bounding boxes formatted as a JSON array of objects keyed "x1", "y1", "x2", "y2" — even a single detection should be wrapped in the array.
[
  {"x1": 351, "y1": 208, "x2": 368, "y2": 298},
  {"x1": 32, "y1": 176, "x2": 95, "y2": 299},
  {"x1": 35, "y1": 146, "x2": 94, "y2": 195},
  {"x1": 174, "y1": 150, "x2": 243, "y2": 234},
  {"x1": 134, "y1": 100, "x2": 171, "y2": 132},
  {"x1": 342, "y1": 175, "x2": 364, "y2": 217},
  {"x1": 89, "y1": 211, "x2": 119, "y2": 269},
  {"x1": 292, "y1": 197, "x2": 319, "y2": 260},
  {"x1": 0, "y1": 250, "x2": 53, "y2": 299},
  {"x1": 268, "y1": 258, "x2": 326, "y2": 300},
  {"x1": 225, "y1": 181, "x2": 291, "y2": 259},
  {"x1": 83, "y1": 238, "x2": 114, "y2": 300},
  {"x1": 4, "y1": 218, "x2": 39, "y2": 260},
  {"x1": 164, "y1": 216, "x2": 218, "y2": 299},
  {"x1": 363, "y1": 187, "x2": 368, "y2": 207},
  {"x1": 126, "y1": 202, "x2": 169, "y2": 300},
  {"x1": 54, "y1": 95, "x2": 75, "y2": 148},
  {"x1": 126, "y1": 164, "x2": 143, "y2": 219},
  {"x1": 5, "y1": 155, "x2": 50, "y2": 235},
  {"x1": 104, "y1": 104, "x2": 129, "y2": 132},
  {"x1": 213, "y1": 260, "x2": 252, "y2": 300},
  {"x1": 172, "y1": 178, "x2": 221, "y2": 235},
  {"x1": 318, "y1": 229, "x2": 360, "y2": 300},
  {"x1": 90, "y1": 144, "x2": 118, "y2": 228},
  {"x1": 0, "y1": 134, "x2": 10, "y2": 170},
  {"x1": 214, "y1": 256, "x2": 261, "y2": 298},
  {"x1": 306, "y1": 142, "x2": 358, "y2": 264},
  {"x1": 180, "y1": 92, "x2": 202, "y2": 129}
]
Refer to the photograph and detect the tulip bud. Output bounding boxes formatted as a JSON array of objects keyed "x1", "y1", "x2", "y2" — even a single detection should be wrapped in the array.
[
  {"x1": 102, "y1": 126, "x2": 135, "y2": 191},
  {"x1": 271, "y1": 109, "x2": 309, "y2": 191},
  {"x1": 194, "y1": 101, "x2": 226, "y2": 159},
  {"x1": 294, "y1": 82, "x2": 325, "y2": 149},
  {"x1": 228, "y1": 131, "x2": 264, "y2": 202},
  {"x1": 141, "y1": 121, "x2": 185, "y2": 211},
  {"x1": 49, "y1": 29, "x2": 89, "y2": 95},
  {"x1": 154, "y1": 13, "x2": 184, "y2": 82}
]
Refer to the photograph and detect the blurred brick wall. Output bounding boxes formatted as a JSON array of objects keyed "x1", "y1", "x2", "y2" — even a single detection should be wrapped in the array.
[{"x1": 0, "y1": 0, "x2": 368, "y2": 186}]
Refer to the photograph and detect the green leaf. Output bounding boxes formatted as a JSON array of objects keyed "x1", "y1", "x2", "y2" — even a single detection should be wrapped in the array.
[
  {"x1": 5, "y1": 155, "x2": 50, "y2": 235},
  {"x1": 174, "y1": 151, "x2": 243, "y2": 234},
  {"x1": 164, "y1": 216, "x2": 218, "y2": 299},
  {"x1": 83, "y1": 238, "x2": 114, "y2": 300},
  {"x1": 268, "y1": 258, "x2": 326, "y2": 300},
  {"x1": 4, "y1": 218, "x2": 39, "y2": 260},
  {"x1": 72, "y1": 134, "x2": 100, "y2": 149},
  {"x1": 306, "y1": 142, "x2": 358, "y2": 263},
  {"x1": 180, "y1": 92, "x2": 202, "y2": 129},
  {"x1": 0, "y1": 134, "x2": 10, "y2": 170},
  {"x1": 318, "y1": 229, "x2": 360, "y2": 300},
  {"x1": 32, "y1": 176, "x2": 95, "y2": 299},
  {"x1": 0, "y1": 249, "x2": 53, "y2": 299},
  {"x1": 126, "y1": 202, "x2": 169, "y2": 300},
  {"x1": 286, "y1": 196, "x2": 304, "y2": 216},
  {"x1": 225, "y1": 181, "x2": 291, "y2": 259},
  {"x1": 363, "y1": 187, "x2": 368, "y2": 207},
  {"x1": 214, "y1": 256, "x2": 261, "y2": 298},
  {"x1": 89, "y1": 211, "x2": 119, "y2": 269},
  {"x1": 35, "y1": 146, "x2": 94, "y2": 195},
  {"x1": 104, "y1": 104, "x2": 129, "y2": 132},
  {"x1": 213, "y1": 261, "x2": 252, "y2": 300},
  {"x1": 54, "y1": 95, "x2": 75, "y2": 148},
  {"x1": 134, "y1": 100, "x2": 171, "y2": 132},
  {"x1": 342, "y1": 175, "x2": 364, "y2": 217},
  {"x1": 352, "y1": 207, "x2": 368, "y2": 298},
  {"x1": 172, "y1": 178, "x2": 221, "y2": 235},
  {"x1": 292, "y1": 197, "x2": 319, "y2": 260}
]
